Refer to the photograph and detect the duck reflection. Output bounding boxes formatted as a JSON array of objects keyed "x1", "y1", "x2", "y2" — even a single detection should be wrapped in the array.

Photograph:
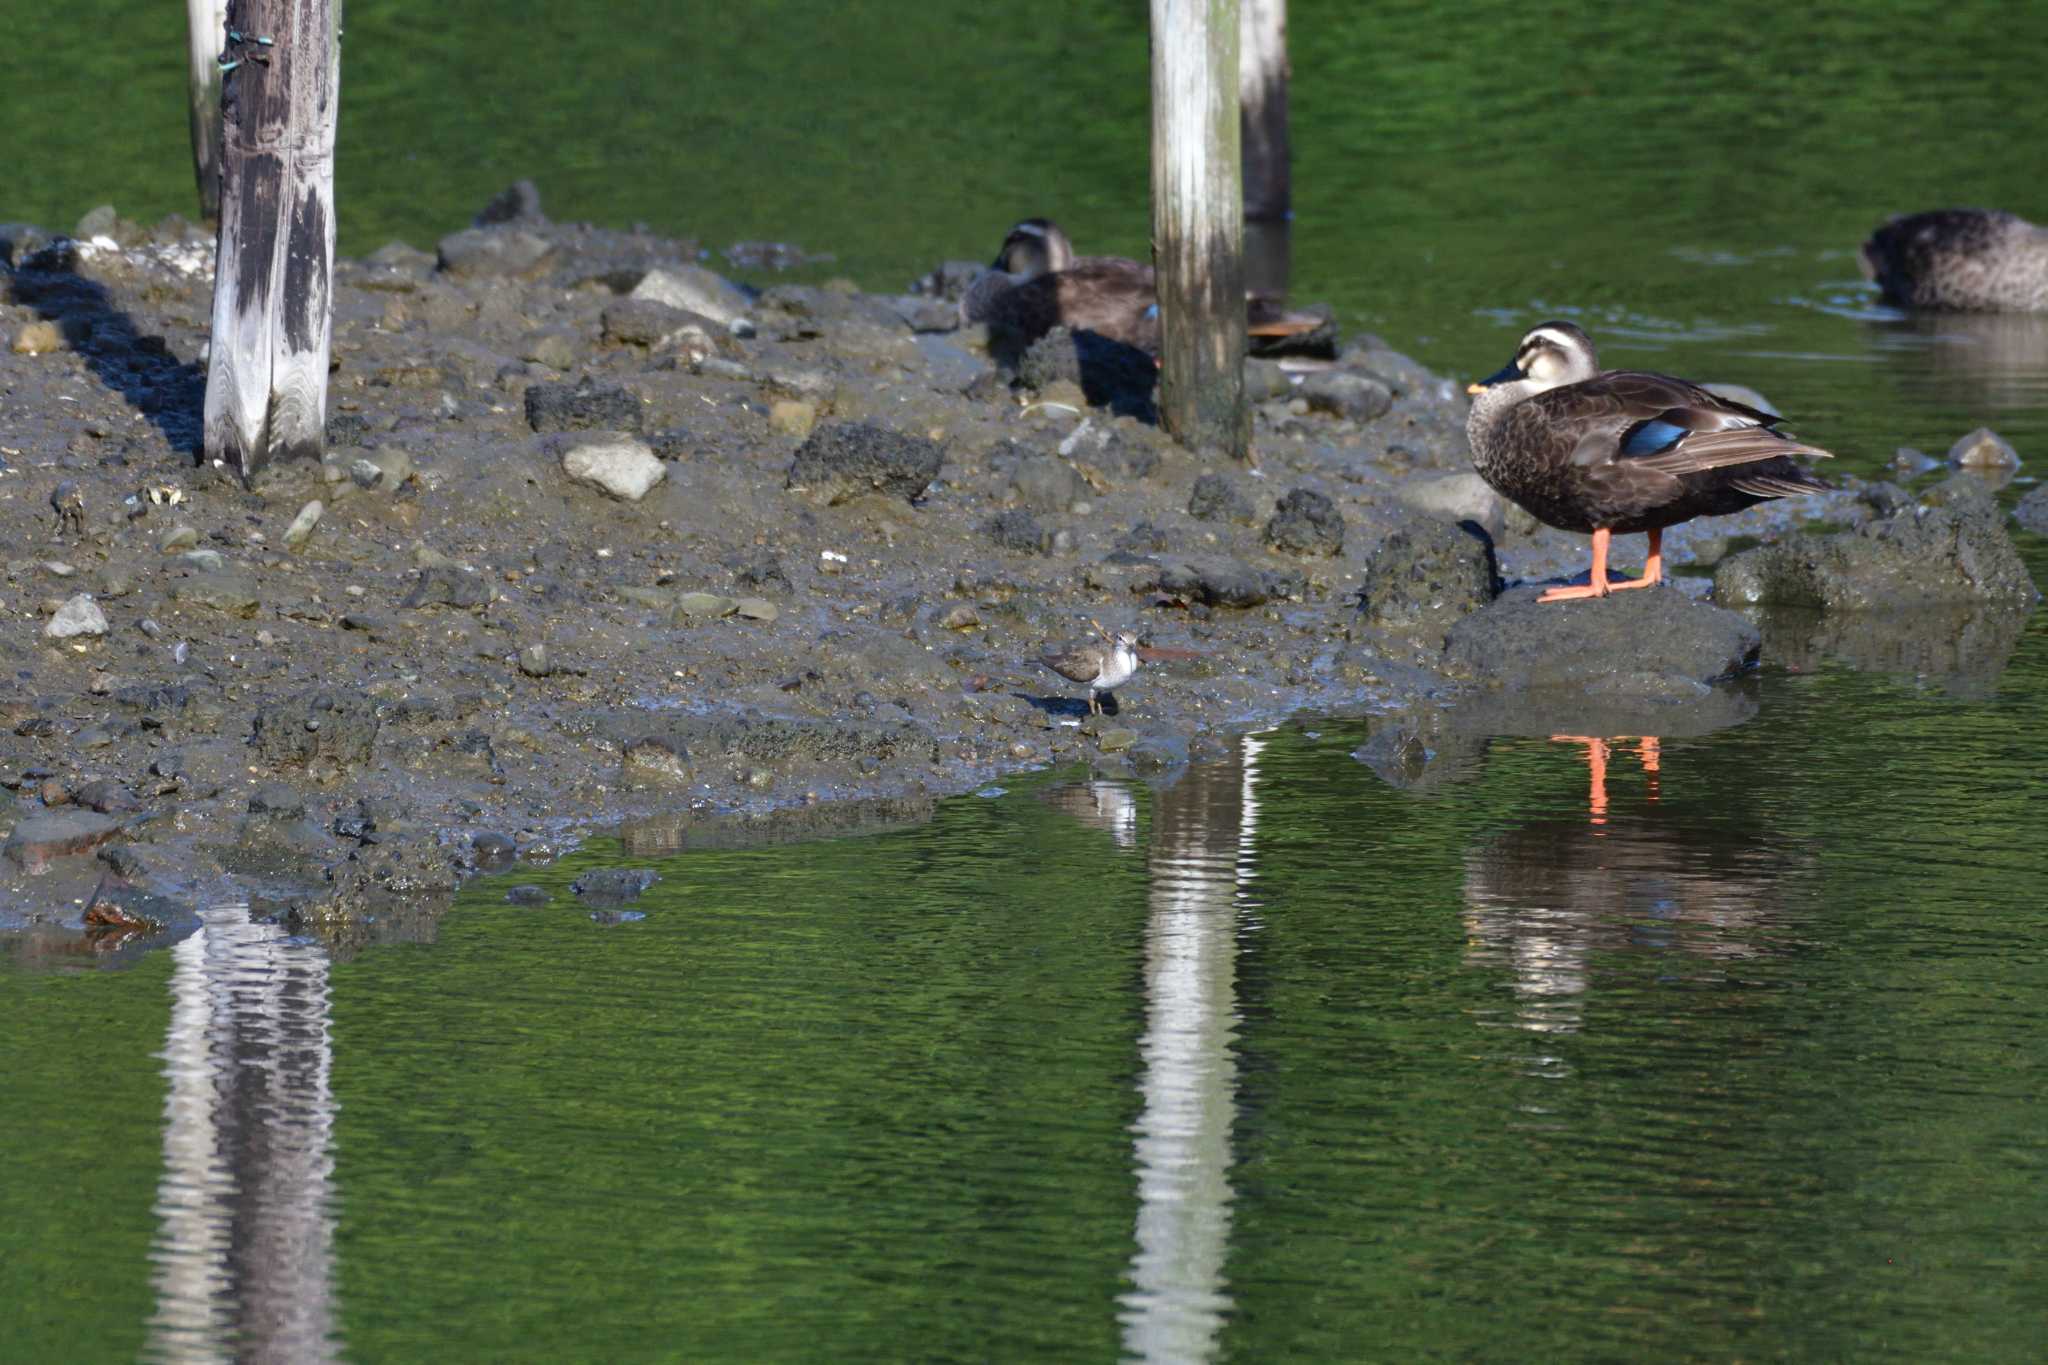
[
  {"x1": 1463, "y1": 732, "x2": 1796, "y2": 1037},
  {"x1": 1864, "y1": 310, "x2": 2048, "y2": 410}
]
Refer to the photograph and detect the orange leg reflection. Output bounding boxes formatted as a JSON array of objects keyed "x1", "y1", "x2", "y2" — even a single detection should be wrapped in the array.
[{"x1": 1550, "y1": 735, "x2": 1664, "y2": 825}]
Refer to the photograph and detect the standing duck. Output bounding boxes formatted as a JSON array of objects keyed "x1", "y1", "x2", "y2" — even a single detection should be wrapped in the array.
[
  {"x1": 1860, "y1": 209, "x2": 2048, "y2": 312},
  {"x1": 962, "y1": 218, "x2": 1321, "y2": 355},
  {"x1": 1465, "y1": 322, "x2": 1834, "y2": 603}
]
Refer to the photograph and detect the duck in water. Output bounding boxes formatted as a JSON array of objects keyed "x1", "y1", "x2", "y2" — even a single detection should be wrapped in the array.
[
  {"x1": 1860, "y1": 209, "x2": 2048, "y2": 312},
  {"x1": 1465, "y1": 322, "x2": 1834, "y2": 603}
]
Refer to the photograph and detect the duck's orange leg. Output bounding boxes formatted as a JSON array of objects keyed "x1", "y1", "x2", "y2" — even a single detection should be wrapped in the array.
[
  {"x1": 1550, "y1": 735, "x2": 1612, "y2": 824},
  {"x1": 1608, "y1": 529, "x2": 1663, "y2": 593},
  {"x1": 1537, "y1": 528, "x2": 1613, "y2": 603}
]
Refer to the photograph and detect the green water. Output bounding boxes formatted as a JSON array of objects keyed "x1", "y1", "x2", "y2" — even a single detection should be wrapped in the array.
[{"x1": 7, "y1": 1, "x2": 2048, "y2": 1359}]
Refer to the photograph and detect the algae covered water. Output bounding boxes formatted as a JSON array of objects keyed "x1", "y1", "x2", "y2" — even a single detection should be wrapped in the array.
[{"x1": 6, "y1": 0, "x2": 2048, "y2": 1359}]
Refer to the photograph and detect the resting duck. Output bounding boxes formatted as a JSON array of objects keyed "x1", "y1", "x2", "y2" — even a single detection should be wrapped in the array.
[
  {"x1": 1860, "y1": 209, "x2": 2048, "y2": 312},
  {"x1": 1466, "y1": 322, "x2": 1834, "y2": 603},
  {"x1": 961, "y1": 218, "x2": 1320, "y2": 354}
]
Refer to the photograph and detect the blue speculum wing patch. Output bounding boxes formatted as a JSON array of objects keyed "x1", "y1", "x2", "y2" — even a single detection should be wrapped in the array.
[{"x1": 1621, "y1": 418, "x2": 1689, "y2": 457}]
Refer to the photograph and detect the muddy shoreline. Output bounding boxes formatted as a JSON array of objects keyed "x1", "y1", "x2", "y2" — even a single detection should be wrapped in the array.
[{"x1": 2, "y1": 194, "x2": 2038, "y2": 959}]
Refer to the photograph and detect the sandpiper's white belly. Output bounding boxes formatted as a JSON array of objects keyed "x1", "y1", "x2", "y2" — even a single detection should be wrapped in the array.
[{"x1": 1094, "y1": 645, "x2": 1138, "y2": 692}]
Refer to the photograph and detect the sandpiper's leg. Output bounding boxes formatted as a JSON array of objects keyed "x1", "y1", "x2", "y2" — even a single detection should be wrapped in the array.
[
  {"x1": 1537, "y1": 527, "x2": 1614, "y2": 602},
  {"x1": 1088, "y1": 692, "x2": 1101, "y2": 715},
  {"x1": 1608, "y1": 528, "x2": 1664, "y2": 592}
]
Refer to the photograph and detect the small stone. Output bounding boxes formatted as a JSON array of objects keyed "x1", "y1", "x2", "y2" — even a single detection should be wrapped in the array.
[
  {"x1": 505, "y1": 884, "x2": 549, "y2": 907},
  {"x1": 630, "y1": 265, "x2": 751, "y2": 325},
  {"x1": 985, "y1": 508, "x2": 1050, "y2": 555},
  {"x1": 1948, "y1": 427, "x2": 2021, "y2": 470},
  {"x1": 282, "y1": 500, "x2": 323, "y2": 551},
  {"x1": 939, "y1": 604, "x2": 981, "y2": 630},
  {"x1": 570, "y1": 867, "x2": 660, "y2": 903},
  {"x1": 1096, "y1": 727, "x2": 1139, "y2": 753},
  {"x1": 436, "y1": 225, "x2": 555, "y2": 279},
  {"x1": 161, "y1": 526, "x2": 201, "y2": 554},
  {"x1": 768, "y1": 399, "x2": 817, "y2": 438},
  {"x1": 733, "y1": 597, "x2": 779, "y2": 622},
  {"x1": 522, "y1": 331, "x2": 578, "y2": 371},
  {"x1": 176, "y1": 549, "x2": 226, "y2": 573},
  {"x1": 1265, "y1": 488, "x2": 1345, "y2": 557},
  {"x1": 1009, "y1": 455, "x2": 1086, "y2": 513},
  {"x1": 1395, "y1": 472, "x2": 1508, "y2": 539},
  {"x1": 518, "y1": 643, "x2": 552, "y2": 677},
  {"x1": 525, "y1": 378, "x2": 643, "y2": 434},
  {"x1": 786, "y1": 422, "x2": 944, "y2": 505},
  {"x1": 45, "y1": 593, "x2": 108, "y2": 639},
  {"x1": 171, "y1": 576, "x2": 261, "y2": 616},
  {"x1": 1301, "y1": 370, "x2": 1392, "y2": 423},
  {"x1": 1188, "y1": 472, "x2": 1257, "y2": 525},
  {"x1": 562, "y1": 437, "x2": 666, "y2": 501},
  {"x1": 404, "y1": 566, "x2": 493, "y2": 611},
  {"x1": 674, "y1": 591, "x2": 737, "y2": 618},
  {"x1": 11, "y1": 320, "x2": 61, "y2": 355},
  {"x1": 349, "y1": 459, "x2": 382, "y2": 489}
]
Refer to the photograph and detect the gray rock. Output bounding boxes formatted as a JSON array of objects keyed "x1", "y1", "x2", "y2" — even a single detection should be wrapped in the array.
[
  {"x1": 505, "y1": 884, "x2": 549, "y2": 907},
  {"x1": 523, "y1": 330, "x2": 578, "y2": 371},
  {"x1": 1009, "y1": 455, "x2": 1086, "y2": 513},
  {"x1": 525, "y1": 377, "x2": 643, "y2": 433},
  {"x1": 470, "y1": 831, "x2": 518, "y2": 870},
  {"x1": 1243, "y1": 358, "x2": 1292, "y2": 401},
  {"x1": 570, "y1": 867, "x2": 660, "y2": 904},
  {"x1": 563, "y1": 436, "x2": 666, "y2": 501},
  {"x1": 4, "y1": 810, "x2": 123, "y2": 873},
  {"x1": 1715, "y1": 477, "x2": 2038, "y2": 609},
  {"x1": 1948, "y1": 426, "x2": 2021, "y2": 470},
  {"x1": 404, "y1": 566, "x2": 495, "y2": 610},
  {"x1": 159, "y1": 525, "x2": 200, "y2": 553},
  {"x1": 45, "y1": 592, "x2": 108, "y2": 639},
  {"x1": 1188, "y1": 472, "x2": 1257, "y2": 525},
  {"x1": 2016, "y1": 483, "x2": 2048, "y2": 536},
  {"x1": 252, "y1": 689, "x2": 381, "y2": 773},
  {"x1": 176, "y1": 548, "x2": 227, "y2": 573},
  {"x1": 1395, "y1": 472, "x2": 1508, "y2": 539},
  {"x1": 886, "y1": 294, "x2": 961, "y2": 332},
  {"x1": 787, "y1": 422, "x2": 943, "y2": 504},
  {"x1": 169, "y1": 575, "x2": 261, "y2": 616},
  {"x1": 72, "y1": 779, "x2": 141, "y2": 814},
  {"x1": 1265, "y1": 488, "x2": 1345, "y2": 557},
  {"x1": 602, "y1": 297, "x2": 709, "y2": 349},
  {"x1": 436, "y1": 226, "x2": 555, "y2": 280},
  {"x1": 986, "y1": 509, "x2": 1051, "y2": 554},
  {"x1": 518, "y1": 643, "x2": 553, "y2": 677},
  {"x1": 1148, "y1": 556, "x2": 1306, "y2": 608},
  {"x1": 1445, "y1": 586, "x2": 1761, "y2": 692},
  {"x1": 247, "y1": 782, "x2": 308, "y2": 819},
  {"x1": 1358, "y1": 518, "x2": 1499, "y2": 637},
  {"x1": 1301, "y1": 370, "x2": 1392, "y2": 423},
  {"x1": 631, "y1": 265, "x2": 750, "y2": 325}
]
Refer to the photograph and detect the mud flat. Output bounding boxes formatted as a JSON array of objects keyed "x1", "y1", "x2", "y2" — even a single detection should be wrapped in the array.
[{"x1": 1, "y1": 192, "x2": 2035, "y2": 954}]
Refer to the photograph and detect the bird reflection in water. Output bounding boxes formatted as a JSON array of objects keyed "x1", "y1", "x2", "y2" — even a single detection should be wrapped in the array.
[
  {"x1": 1036, "y1": 779, "x2": 1141, "y2": 848},
  {"x1": 1464, "y1": 732, "x2": 1792, "y2": 1037}
]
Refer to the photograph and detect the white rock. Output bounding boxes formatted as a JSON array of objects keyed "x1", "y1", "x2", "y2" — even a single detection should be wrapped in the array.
[
  {"x1": 283, "y1": 500, "x2": 323, "y2": 551},
  {"x1": 46, "y1": 593, "x2": 108, "y2": 639},
  {"x1": 630, "y1": 265, "x2": 751, "y2": 325},
  {"x1": 563, "y1": 438, "x2": 666, "y2": 501}
]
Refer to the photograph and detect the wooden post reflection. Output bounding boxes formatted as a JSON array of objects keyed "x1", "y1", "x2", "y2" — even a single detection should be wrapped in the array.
[
  {"x1": 1120, "y1": 733, "x2": 1265, "y2": 1361},
  {"x1": 149, "y1": 905, "x2": 339, "y2": 1362}
]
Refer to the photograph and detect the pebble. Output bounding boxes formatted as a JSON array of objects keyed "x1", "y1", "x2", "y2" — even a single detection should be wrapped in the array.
[
  {"x1": 160, "y1": 525, "x2": 200, "y2": 553},
  {"x1": 562, "y1": 437, "x2": 666, "y2": 501},
  {"x1": 733, "y1": 597, "x2": 779, "y2": 622},
  {"x1": 518, "y1": 644, "x2": 552, "y2": 677},
  {"x1": 45, "y1": 592, "x2": 109, "y2": 639},
  {"x1": 10, "y1": 320, "x2": 61, "y2": 355},
  {"x1": 674, "y1": 591, "x2": 737, "y2": 618},
  {"x1": 1948, "y1": 427, "x2": 2021, "y2": 470},
  {"x1": 768, "y1": 399, "x2": 818, "y2": 438},
  {"x1": 177, "y1": 549, "x2": 226, "y2": 573},
  {"x1": 282, "y1": 500, "x2": 323, "y2": 551}
]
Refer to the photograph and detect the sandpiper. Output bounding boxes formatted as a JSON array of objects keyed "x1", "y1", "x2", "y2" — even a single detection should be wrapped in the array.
[{"x1": 1042, "y1": 620, "x2": 1140, "y2": 715}]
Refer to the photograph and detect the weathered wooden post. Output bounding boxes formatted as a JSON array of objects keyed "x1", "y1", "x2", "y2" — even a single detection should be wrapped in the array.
[
  {"x1": 185, "y1": 0, "x2": 229, "y2": 220},
  {"x1": 204, "y1": 0, "x2": 340, "y2": 485},
  {"x1": 1150, "y1": 0, "x2": 1249, "y2": 462},
  {"x1": 1239, "y1": 0, "x2": 1289, "y2": 223}
]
